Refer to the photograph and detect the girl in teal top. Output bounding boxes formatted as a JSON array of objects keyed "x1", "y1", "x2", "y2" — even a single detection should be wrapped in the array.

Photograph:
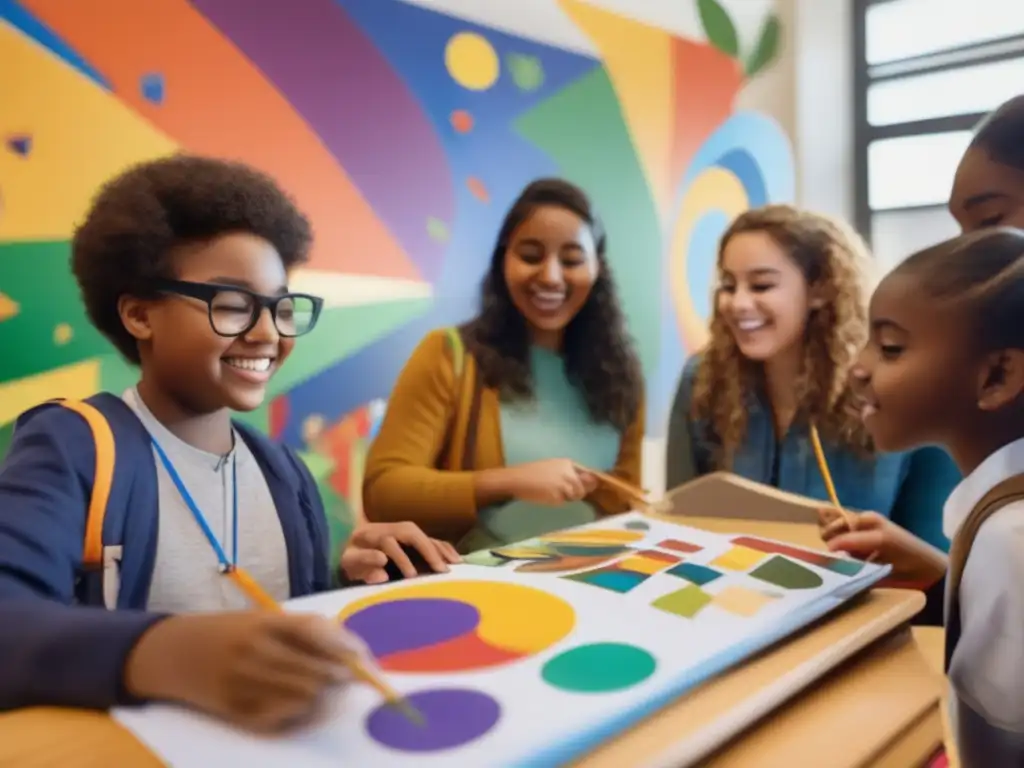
[
  {"x1": 666, "y1": 205, "x2": 960, "y2": 551},
  {"x1": 365, "y1": 179, "x2": 645, "y2": 552}
]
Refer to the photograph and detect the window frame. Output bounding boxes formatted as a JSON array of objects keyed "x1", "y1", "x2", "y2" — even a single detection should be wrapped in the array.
[{"x1": 852, "y1": 0, "x2": 1024, "y2": 241}]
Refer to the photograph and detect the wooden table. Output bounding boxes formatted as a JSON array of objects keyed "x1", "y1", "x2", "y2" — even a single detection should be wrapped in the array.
[{"x1": 0, "y1": 518, "x2": 946, "y2": 768}]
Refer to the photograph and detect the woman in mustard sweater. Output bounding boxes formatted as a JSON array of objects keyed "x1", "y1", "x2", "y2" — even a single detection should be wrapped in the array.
[{"x1": 363, "y1": 179, "x2": 645, "y2": 551}]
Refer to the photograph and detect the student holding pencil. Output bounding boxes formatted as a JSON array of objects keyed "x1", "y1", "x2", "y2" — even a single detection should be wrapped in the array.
[
  {"x1": 363, "y1": 179, "x2": 645, "y2": 551},
  {"x1": 823, "y1": 229, "x2": 1024, "y2": 767},
  {"x1": 819, "y1": 96, "x2": 1024, "y2": 767},
  {"x1": 665, "y1": 205, "x2": 961, "y2": 551},
  {"x1": 0, "y1": 156, "x2": 457, "y2": 733}
]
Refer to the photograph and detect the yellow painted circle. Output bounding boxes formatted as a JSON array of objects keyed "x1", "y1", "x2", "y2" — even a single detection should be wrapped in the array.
[
  {"x1": 338, "y1": 579, "x2": 575, "y2": 655},
  {"x1": 445, "y1": 32, "x2": 499, "y2": 91},
  {"x1": 53, "y1": 322, "x2": 73, "y2": 345}
]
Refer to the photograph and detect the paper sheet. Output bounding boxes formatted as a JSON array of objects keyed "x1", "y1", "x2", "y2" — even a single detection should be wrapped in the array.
[{"x1": 114, "y1": 513, "x2": 889, "y2": 767}]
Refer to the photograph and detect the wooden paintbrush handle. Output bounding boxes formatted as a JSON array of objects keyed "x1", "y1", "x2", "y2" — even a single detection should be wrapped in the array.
[{"x1": 574, "y1": 464, "x2": 651, "y2": 503}]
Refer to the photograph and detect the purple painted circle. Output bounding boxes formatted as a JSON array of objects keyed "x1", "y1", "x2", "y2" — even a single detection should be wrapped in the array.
[
  {"x1": 342, "y1": 598, "x2": 479, "y2": 657},
  {"x1": 366, "y1": 688, "x2": 500, "y2": 752}
]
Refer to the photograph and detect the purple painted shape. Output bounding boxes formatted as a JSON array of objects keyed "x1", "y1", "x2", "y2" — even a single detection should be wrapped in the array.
[
  {"x1": 193, "y1": 0, "x2": 452, "y2": 283},
  {"x1": 366, "y1": 688, "x2": 501, "y2": 752},
  {"x1": 343, "y1": 598, "x2": 479, "y2": 658}
]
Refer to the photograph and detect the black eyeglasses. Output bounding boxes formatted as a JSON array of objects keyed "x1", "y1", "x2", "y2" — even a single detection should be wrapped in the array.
[{"x1": 152, "y1": 279, "x2": 324, "y2": 338}]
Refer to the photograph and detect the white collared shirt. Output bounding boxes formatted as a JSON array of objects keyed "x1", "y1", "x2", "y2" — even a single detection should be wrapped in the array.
[{"x1": 943, "y1": 436, "x2": 1024, "y2": 763}]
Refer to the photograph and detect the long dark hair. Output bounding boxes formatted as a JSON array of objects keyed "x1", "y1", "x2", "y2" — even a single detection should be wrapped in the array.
[{"x1": 460, "y1": 178, "x2": 643, "y2": 431}]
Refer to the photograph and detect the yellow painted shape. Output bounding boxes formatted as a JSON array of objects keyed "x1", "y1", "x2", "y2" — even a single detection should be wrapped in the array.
[
  {"x1": 616, "y1": 553, "x2": 668, "y2": 575},
  {"x1": 710, "y1": 545, "x2": 767, "y2": 571},
  {"x1": 444, "y1": 32, "x2": 499, "y2": 91},
  {"x1": 337, "y1": 579, "x2": 575, "y2": 655},
  {"x1": 0, "y1": 22, "x2": 177, "y2": 241},
  {"x1": 493, "y1": 544, "x2": 556, "y2": 560},
  {"x1": 668, "y1": 167, "x2": 749, "y2": 350},
  {"x1": 0, "y1": 359, "x2": 99, "y2": 425},
  {"x1": 712, "y1": 586, "x2": 777, "y2": 617},
  {"x1": 541, "y1": 529, "x2": 644, "y2": 545},
  {"x1": 53, "y1": 323, "x2": 73, "y2": 345},
  {"x1": 0, "y1": 292, "x2": 20, "y2": 321},
  {"x1": 558, "y1": 0, "x2": 674, "y2": 210}
]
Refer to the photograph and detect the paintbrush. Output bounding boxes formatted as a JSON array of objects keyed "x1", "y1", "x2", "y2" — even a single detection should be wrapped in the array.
[
  {"x1": 226, "y1": 566, "x2": 424, "y2": 725},
  {"x1": 572, "y1": 463, "x2": 670, "y2": 513}
]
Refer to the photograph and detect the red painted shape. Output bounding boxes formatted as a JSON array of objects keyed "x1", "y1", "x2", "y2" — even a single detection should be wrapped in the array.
[
  {"x1": 380, "y1": 630, "x2": 522, "y2": 673},
  {"x1": 638, "y1": 549, "x2": 682, "y2": 563},
  {"x1": 731, "y1": 536, "x2": 834, "y2": 567},
  {"x1": 268, "y1": 396, "x2": 289, "y2": 439},
  {"x1": 657, "y1": 538, "x2": 702, "y2": 554},
  {"x1": 669, "y1": 40, "x2": 743, "y2": 187}
]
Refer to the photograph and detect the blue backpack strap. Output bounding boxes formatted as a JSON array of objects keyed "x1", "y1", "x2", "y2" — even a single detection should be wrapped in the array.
[{"x1": 234, "y1": 423, "x2": 331, "y2": 594}]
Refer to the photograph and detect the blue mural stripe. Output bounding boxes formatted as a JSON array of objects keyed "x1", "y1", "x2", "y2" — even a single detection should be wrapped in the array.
[
  {"x1": 676, "y1": 112, "x2": 795, "y2": 206},
  {"x1": 0, "y1": 0, "x2": 109, "y2": 87},
  {"x1": 716, "y1": 149, "x2": 768, "y2": 207}
]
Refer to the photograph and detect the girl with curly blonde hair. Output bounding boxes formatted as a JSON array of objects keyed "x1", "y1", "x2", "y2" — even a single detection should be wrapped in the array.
[{"x1": 666, "y1": 204, "x2": 959, "y2": 550}]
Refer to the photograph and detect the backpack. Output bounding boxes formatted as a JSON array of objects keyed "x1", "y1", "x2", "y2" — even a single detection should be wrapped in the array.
[
  {"x1": 945, "y1": 472, "x2": 1024, "y2": 670},
  {"x1": 55, "y1": 397, "x2": 318, "y2": 609}
]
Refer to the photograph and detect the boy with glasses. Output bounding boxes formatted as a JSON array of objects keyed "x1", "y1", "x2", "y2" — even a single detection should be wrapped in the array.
[{"x1": 0, "y1": 155, "x2": 458, "y2": 733}]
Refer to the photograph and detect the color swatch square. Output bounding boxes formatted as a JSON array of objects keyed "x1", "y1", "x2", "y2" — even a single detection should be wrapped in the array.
[
  {"x1": 666, "y1": 562, "x2": 722, "y2": 586},
  {"x1": 657, "y1": 538, "x2": 702, "y2": 554},
  {"x1": 711, "y1": 545, "x2": 768, "y2": 571},
  {"x1": 712, "y1": 586, "x2": 777, "y2": 617},
  {"x1": 652, "y1": 584, "x2": 712, "y2": 618}
]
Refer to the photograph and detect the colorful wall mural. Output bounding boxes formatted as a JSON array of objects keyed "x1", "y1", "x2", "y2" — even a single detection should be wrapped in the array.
[{"x1": 0, "y1": 0, "x2": 794, "y2": 549}]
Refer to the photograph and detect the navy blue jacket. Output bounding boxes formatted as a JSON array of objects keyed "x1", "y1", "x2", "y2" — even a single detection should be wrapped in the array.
[{"x1": 0, "y1": 394, "x2": 332, "y2": 712}]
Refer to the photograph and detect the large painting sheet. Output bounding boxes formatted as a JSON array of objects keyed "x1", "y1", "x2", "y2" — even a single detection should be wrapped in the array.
[{"x1": 114, "y1": 513, "x2": 889, "y2": 766}]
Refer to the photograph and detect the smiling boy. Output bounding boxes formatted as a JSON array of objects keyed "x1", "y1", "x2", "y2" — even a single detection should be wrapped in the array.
[{"x1": 0, "y1": 155, "x2": 457, "y2": 732}]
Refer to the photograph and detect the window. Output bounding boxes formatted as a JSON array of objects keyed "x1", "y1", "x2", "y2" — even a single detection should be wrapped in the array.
[
  {"x1": 865, "y1": 0, "x2": 1024, "y2": 65},
  {"x1": 871, "y1": 207, "x2": 960, "y2": 271},
  {"x1": 867, "y1": 58, "x2": 1024, "y2": 127},
  {"x1": 867, "y1": 132, "x2": 971, "y2": 210},
  {"x1": 854, "y1": 0, "x2": 1024, "y2": 256}
]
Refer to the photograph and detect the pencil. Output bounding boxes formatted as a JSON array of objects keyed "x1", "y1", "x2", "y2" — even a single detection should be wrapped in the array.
[
  {"x1": 808, "y1": 423, "x2": 856, "y2": 531},
  {"x1": 225, "y1": 566, "x2": 424, "y2": 725}
]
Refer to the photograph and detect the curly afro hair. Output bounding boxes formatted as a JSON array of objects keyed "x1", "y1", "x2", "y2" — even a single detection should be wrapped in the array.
[
  {"x1": 461, "y1": 178, "x2": 643, "y2": 431},
  {"x1": 691, "y1": 204, "x2": 875, "y2": 468},
  {"x1": 71, "y1": 154, "x2": 313, "y2": 364}
]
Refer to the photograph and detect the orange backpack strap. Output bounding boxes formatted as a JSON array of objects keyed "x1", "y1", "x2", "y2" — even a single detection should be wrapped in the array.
[
  {"x1": 57, "y1": 399, "x2": 116, "y2": 570},
  {"x1": 945, "y1": 472, "x2": 1024, "y2": 670}
]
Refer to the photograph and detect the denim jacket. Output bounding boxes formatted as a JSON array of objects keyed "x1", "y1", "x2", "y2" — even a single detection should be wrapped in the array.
[{"x1": 665, "y1": 355, "x2": 961, "y2": 552}]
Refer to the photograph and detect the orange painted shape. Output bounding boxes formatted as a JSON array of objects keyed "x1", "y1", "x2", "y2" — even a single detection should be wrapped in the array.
[
  {"x1": 450, "y1": 109, "x2": 473, "y2": 133},
  {"x1": 21, "y1": 0, "x2": 419, "y2": 280},
  {"x1": 380, "y1": 630, "x2": 523, "y2": 673},
  {"x1": 467, "y1": 176, "x2": 488, "y2": 203},
  {"x1": 669, "y1": 39, "x2": 743, "y2": 189}
]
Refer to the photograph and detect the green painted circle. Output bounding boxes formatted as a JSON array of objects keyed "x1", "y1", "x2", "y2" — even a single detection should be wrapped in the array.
[{"x1": 541, "y1": 643, "x2": 656, "y2": 693}]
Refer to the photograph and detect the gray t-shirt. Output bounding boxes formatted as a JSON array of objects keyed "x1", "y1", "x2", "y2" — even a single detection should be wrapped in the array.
[{"x1": 123, "y1": 388, "x2": 290, "y2": 613}]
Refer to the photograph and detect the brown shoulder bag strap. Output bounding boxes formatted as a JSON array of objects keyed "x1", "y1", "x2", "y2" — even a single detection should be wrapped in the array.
[{"x1": 945, "y1": 473, "x2": 1024, "y2": 670}]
